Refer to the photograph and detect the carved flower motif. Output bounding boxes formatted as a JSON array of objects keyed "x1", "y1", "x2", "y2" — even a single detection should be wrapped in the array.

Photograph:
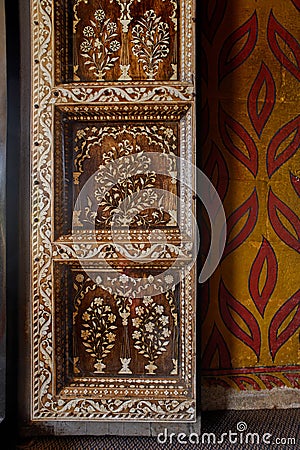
[
  {"x1": 110, "y1": 40, "x2": 121, "y2": 52},
  {"x1": 83, "y1": 26, "x2": 95, "y2": 37},
  {"x1": 136, "y1": 306, "x2": 145, "y2": 316},
  {"x1": 155, "y1": 305, "x2": 164, "y2": 315},
  {"x1": 106, "y1": 22, "x2": 117, "y2": 33},
  {"x1": 132, "y1": 330, "x2": 141, "y2": 340},
  {"x1": 132, "y1": 317, "x2": 142, "y2": 327},
  {"x1": 143, "y1": 296, "x2": 153, "y2": 306},
  {"x1": 160, "y1": 315, "x2": 169, "y2": 326},
  {"x1": 76, "y1": 129, "x2": 86, "y2": 139},
  {"x1": 106, "y1": 332, "x2": 116, "y2": 343},
  {"x1": 94, "y1": 9, "x2": 105, "y2": 22},
  {"x1": 145, "y1": 322, "x2": 155, "y2": 333},
  {"x1": 94, "y1": 298, "x2": 104, "y2": 306},
  {"x1": 107, "y1": 313, "x2": 116, "y2": 323},
  {"x1": 162, "y1": 328, "x2": 171, "y2": 338},
  {"x1": 82, "y1": 312, "x2": 90, "y2": 321},
  {"x1": 119, "y1": 274, "x2": 129, "y2": 284},
  {"x1": 81, "y1": 330, "x2": 90, "y2": 339},
  {"x1": 80, "y1": 40, "x2": 92, "y2": 53},
  {"x1": 164, "y1": 128, "x2": 174, "y2": 138},
  {"x1": 75, "y1": 273, "x2": 84, "y2": 282},
  {"x1": 164, "y1": 275, "x2": 174, "y2": 284},
  {"x1": 94, "y1": 38, "x2": 102, "y2": 49}
]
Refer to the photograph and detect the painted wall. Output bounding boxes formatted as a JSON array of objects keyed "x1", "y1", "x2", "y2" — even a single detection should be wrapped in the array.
[{"x1": 200, "y1": 0, "x2": 300, "y2": 401}]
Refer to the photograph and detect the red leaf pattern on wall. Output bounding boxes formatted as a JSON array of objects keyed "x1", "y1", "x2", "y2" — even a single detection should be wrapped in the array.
[
  {"x1": 258, "y1": 375, "x2": 285, "y2": 389},
  {"x1": 267, "y1": 11, "x2": 300, "y2": 81},
  {"x1": 249, "y1": 237, "x2": 278, "y2": 317},
  {"x1": 232, "y1": 376, "x2": 261, "y2": 390},
  {"x1": 267, "y1": 115, "x2": 300, "y2": 177},
  {"x1": 219, "y1": 12, "x2": 258, "y2": 82},
  {"x1": 219, "y1": 281, "x2": 261, "y2": 358},
  {"x1": 248, "y1": 62, "x2": 276, "y2": 137},
  {"x1": 290, "y1": 172, "x2": 300, "y2": 197},
  {"x1": 203, "y1": 141, "x2": 229, "y2": 201},
  {"x1": 219, "y1": 106, "x2": 258, "y2": 176},
  {"x1": 201, "y1": 0, "x2": 228, "y2": 43},
  {"x1": 268, "y1": 189, "x2": 300, "y2": 252},
  {"x1": 284, "y1": 373, "x2": 300, "y2": 388},
  {"x1": 202, "y1": 323, "x2": 232, "y2": 369},
  {"x1": 269, "y1": 290, "x2": 300, "y2": 360},
  {"x1": 224, "y1": 189, "x2": 259, "y2": 258},
  {"x1": 200, "y1": 2, "x2": 300, "y2": 388}
]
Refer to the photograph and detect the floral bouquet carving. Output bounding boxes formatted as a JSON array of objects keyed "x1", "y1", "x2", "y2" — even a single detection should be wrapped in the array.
[
  {"x1": 81, "y1": 297, "x2": 117, "y2": 373},
  {"x1": 132, "y1": 296, "x2": 171, "y2": 374},
  {"x1": 80, "y1": 8, "x2": 120, "y2": 80},
  {"x1": 132, "y1": 10, "x2": 170, "y2": 80}
]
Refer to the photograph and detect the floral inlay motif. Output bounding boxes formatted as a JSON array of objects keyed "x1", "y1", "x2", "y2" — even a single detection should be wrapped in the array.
[
  {"x1": 81, "y1": 297, "x2": 117, "y2": 373},
  {"x1": 131, "y1": 10, "x2": 170, "y2": 80},
  {"x1": 80, "y1": 9, "x2": 120, "y2": 80},
  {"x1": 132, "y1": 296, "x2": 171, "y2": 374},
  {"x1": 94, "y1": 141, "x2": 171, "y2": 228}
]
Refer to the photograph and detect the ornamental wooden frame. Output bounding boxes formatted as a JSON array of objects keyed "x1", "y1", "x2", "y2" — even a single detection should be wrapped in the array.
[{"x1": 28, "y1": 0, "x2": 196, "y2": 423}]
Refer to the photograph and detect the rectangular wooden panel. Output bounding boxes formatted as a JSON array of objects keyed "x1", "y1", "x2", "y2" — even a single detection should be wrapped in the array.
[
  {"x1": 29, "y1": 0, "x2": 196, "y2": 423},
  {"x1": 55, "y1": 0, "x2": 179, "y2": 83}
]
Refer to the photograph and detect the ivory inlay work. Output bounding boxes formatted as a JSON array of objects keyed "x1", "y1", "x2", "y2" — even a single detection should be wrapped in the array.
[{"x1": 30, "y1": 0, "x2": 196, "y2": 422}]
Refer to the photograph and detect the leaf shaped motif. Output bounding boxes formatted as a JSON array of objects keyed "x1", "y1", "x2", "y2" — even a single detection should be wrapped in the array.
[
  {"x1": 249, "y1": 237, "x2": 278, "y2": 317},
  {"x1": 219, "y1": 280, "x2": 261, "y2": 358},
  {"x1": 224, "y1": 188, "x2": 259, "y2": 258},
  {"x1": 269, "y1": 290, "x2": 300, "y2": 360},
  {"x1": 291, "y1": 172, "x2": 300, "y2": 197},
  {"x1": 247, "y1": 62, "x2": 276, "y2": 137},
  {"x1": 201, "y1": 0, "x2": 227, "y2": 43},
  {"x1": 232, "y1": 376, "x2": 261, "y2": 391},
  {"x1": 268, "y1": 189, "x2": 300, "y2": 252},
  {"x1": 267, "y1": 115, "x2": 300, "y2": 177},
  {"x1": 219, "y1": 11, "x2": 258, "y2": 82},
  {"x1": 267, "y1": 11, "x2": 300, "y2": 81},
  {"x1": 285, "y1": 373, "x2": 300, "y2": 388},
  {"x1": 258, "y1": 374, "x2": 285, "y2": 389},
  {"x1": 203, "y1": 141, "x2": 229, "y2": 201},
  {"x1": 219, "y1": 105, "x2": 258, "y2": 176},
  {"x1": 202, "y1": 323, "x2": 232, "y2": 369}
]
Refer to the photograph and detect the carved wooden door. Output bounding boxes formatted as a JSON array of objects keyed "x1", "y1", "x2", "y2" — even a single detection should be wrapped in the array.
[{"x1": 28, "y1": 0, "x2": 196, "y2": 424}]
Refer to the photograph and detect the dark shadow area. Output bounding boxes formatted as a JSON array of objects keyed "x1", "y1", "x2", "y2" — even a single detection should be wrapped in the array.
[{"x1": 0, "y1": 0, "x2": 21, "y2": 447}]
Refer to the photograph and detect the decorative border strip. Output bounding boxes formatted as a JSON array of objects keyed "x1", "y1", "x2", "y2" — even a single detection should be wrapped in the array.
[{"x1": 51, "y1": 85, "x2": 194, "y2": 103}]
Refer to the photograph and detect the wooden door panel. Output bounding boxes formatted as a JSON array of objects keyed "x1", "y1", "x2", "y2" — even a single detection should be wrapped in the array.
[
  {"x1": 29, "y1": 0, "x2": 196, "y2": 423},
  {"x1": 55, "y1": 0, "x2": 179, "y2": 83},
  {"x1": 54, "y1": 103, "x2": 189, "y2": 239}
]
